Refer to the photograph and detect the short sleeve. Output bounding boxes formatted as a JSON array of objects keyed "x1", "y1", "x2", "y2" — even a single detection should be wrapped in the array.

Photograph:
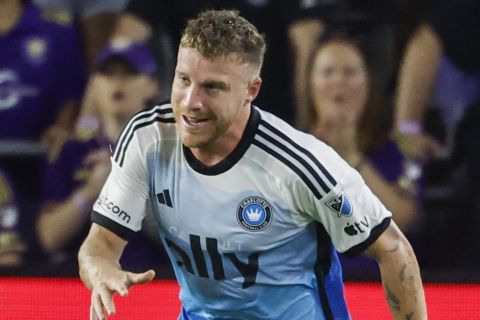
[
  {"x1": 299, "y1": 144, "x2": 391, "y2": 255},
  {"x1": 92, "y1": 134, "x2": 150, "y2": 240}
]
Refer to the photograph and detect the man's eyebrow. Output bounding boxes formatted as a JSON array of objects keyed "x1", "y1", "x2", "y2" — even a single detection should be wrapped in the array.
[{"x1": 201, "y1": 80, "x2": 230, "y2": 90}]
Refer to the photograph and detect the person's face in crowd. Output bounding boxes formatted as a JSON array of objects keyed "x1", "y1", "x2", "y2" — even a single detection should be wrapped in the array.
[
  {"x1": 96, "y1": 58, "x2": 158, "y2": 123},
  {"x1": 171, "y1": 47, "x2": 260, "y2": 149},
  {"x1": 310, "y1": 41, "x2": 369, "y2": 127}
]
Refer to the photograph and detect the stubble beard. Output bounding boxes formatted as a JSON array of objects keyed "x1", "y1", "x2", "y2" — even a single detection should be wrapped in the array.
[{"x1": 174, "y1": 109, "x2": 231, "y2": 149}]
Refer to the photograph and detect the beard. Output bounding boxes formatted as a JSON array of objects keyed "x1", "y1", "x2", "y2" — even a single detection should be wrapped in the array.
[{"x1": 173, "y1": 105, "x2": 232, "y2": 149}]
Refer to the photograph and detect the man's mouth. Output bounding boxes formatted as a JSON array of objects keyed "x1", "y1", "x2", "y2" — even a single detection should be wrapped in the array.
[{"x1": 182, "y1": 115, "x2": 209, "y2": 128}]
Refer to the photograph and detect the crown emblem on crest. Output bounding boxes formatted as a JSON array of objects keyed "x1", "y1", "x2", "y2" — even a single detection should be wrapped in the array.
[
  {"x1": 246, "y1": 208, "x2": 262, "y2": 222},
  {"x1": 237, "y1": 196, "x2": 272, "y2": 232}
]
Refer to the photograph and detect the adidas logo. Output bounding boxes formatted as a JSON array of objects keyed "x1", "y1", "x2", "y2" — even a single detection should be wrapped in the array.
[{"x1": 157, "y1": 189, "x2": 173, "y2": 208}]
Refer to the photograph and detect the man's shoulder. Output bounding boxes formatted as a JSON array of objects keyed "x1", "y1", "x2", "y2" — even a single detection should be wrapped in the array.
[
  {"x1": 122, "y1": 102, "x2": 176, "y2": 139},
  {"x1": 255, "y1": 107, "x2": 341, "y2": 197},
  {"x1": 112, "y1": 102, "x2": 177, "y2": 167}
]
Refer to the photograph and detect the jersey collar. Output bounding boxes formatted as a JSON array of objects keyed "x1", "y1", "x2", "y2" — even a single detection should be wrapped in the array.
[{"x1": 183, "y1": 106, "x2": 261, "y2": 175}]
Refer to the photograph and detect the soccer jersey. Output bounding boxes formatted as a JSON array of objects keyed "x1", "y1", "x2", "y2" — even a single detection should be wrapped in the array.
[{"x1": 92, "y1": 103, "x2": 392, "y2": 320}]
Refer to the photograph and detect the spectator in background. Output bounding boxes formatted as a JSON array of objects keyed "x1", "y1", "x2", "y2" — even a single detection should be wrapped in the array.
[
  {"x1": 394, "y1": 0, "x2": 480, "y2": 267},
  {"x1": 36, "y1": 40, "x2": 165, "y2": 276},
  {"x1": 291, "y1": 0, "x2": 412, "y2": 131},
  {"x1": 302, "y1": 35, "x2": 422, "y2": 278},
  {"x1": 33, "y1": 0, "x2": 129, "y2": 69},
  {"x1": 0, "y1": 0, "x2": 86, "y2": 152}
]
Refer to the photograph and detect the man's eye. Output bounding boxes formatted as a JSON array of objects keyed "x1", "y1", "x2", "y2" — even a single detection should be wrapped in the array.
[
  {"x1": 177, "y1": 75, "x2": 189, "y2": 84},
  {"x1": 205, "y1": 84, "x2": 220, "y2": 91}
]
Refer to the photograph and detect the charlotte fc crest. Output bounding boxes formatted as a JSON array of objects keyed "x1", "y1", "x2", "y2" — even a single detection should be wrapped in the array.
[
  {"x1": 237, "y1": 196, "x2": 272, "y2": 231},
  {"x1": 325, "y1": 192, "x2": 353, "y2": 217}
]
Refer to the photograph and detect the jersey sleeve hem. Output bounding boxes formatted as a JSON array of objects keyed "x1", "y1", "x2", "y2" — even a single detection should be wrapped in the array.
[
  {"x1": 343, "y1": 217, "x2": 391, "y2": 257},
  {"x1": 91, "y1": 211, "x2": 137, "y2": 240}
]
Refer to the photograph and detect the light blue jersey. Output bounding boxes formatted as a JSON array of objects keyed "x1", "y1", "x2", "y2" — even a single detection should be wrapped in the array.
[{"x1": 92, "y1": 103, "x2": 391, "y2": 320}]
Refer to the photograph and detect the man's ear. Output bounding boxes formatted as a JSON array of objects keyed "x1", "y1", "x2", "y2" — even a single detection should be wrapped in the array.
[{"x1": 246, "y1": 77, "x2": 262, "y2": 104}]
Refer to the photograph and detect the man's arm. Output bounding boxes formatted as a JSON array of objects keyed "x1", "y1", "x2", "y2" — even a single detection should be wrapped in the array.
[
  {"x1": 394, "y1": 23, "x2": 444, "y2": 159},
  {"x1": 78, "y1": 223, "x2": 155, "y2": 320},
  {"x1": 364, "y1": 222, "x2": 427, "y2": 319}
]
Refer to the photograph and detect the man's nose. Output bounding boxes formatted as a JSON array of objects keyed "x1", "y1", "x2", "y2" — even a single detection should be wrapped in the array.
[{"x1": 182, "y1": 86, "x2": 203, "y2": 110}]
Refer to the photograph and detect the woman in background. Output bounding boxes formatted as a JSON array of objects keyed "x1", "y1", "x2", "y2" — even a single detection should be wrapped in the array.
[{"x1": 301, "y1": 34, "x2": 421, "y2": 278}]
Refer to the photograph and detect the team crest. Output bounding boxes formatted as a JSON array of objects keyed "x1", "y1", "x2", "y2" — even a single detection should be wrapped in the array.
[
  {"x1": 237, "y1": 196, "x2": 272, "y2": 231},
  {"x1": 325, "y1": 192, "x2": 353, "y2": 217}
]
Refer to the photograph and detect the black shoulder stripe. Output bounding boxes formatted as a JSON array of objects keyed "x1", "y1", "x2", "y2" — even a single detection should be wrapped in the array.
[
  {"x1": 117, "y1": 116, "x2": 175, "y2": 167},
  {"x1": 91, "y1": 211, "x2": 136, "y2": 241},
  {"x1": 114, "y1": 105, "x2": 173, "y2": 162},
  {"x1": 260, "y1": 120, "x2": 337, "y2": 186},
  {"x1": 257, "y1": 129, "x2": 331, "y2": 193},
  {"x1": 253, "y1": 139, "x2": 323, "y2": 199}
]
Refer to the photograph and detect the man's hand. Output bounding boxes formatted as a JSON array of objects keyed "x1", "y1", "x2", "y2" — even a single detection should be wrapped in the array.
[
  {"x1": 79, "y1": 224, "x2": 156, "y2": 320},
  {"x1": 89, "y1": 267, "x2": 155, "y2": 320}
]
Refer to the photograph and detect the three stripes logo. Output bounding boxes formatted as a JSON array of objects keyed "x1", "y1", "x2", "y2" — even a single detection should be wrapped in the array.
[{"x1": 157, "y1": 189, "x2": 173, "y2": 208}]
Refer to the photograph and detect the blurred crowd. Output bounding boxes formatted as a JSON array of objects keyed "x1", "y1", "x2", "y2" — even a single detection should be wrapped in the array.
[{"x1": 0, "y1": 0, "x2": 479, "y2": 280}]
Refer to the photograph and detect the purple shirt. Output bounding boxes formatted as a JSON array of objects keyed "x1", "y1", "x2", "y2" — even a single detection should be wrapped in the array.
[{"x1": 0, "y1": 3, "x2": 85, "y2": 140}]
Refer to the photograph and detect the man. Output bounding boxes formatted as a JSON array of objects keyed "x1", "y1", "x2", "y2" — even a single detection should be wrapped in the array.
[{"x1": 79, "y1": 10, "x2": 427, "y2": 320}]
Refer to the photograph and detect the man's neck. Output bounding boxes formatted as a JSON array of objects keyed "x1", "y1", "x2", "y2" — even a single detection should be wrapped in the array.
[{"x1": 0, "y1": 0, "x2": 23, "y2": 35}]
